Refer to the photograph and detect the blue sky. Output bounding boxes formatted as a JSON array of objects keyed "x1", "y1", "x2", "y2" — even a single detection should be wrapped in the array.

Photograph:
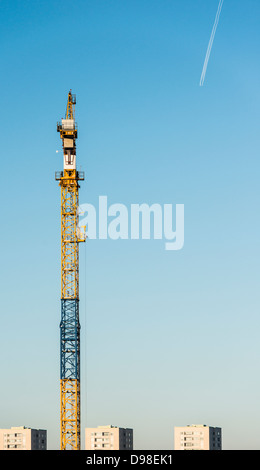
[{"x1": 0, "y1": 0, "x2": 260, "y2": 450}]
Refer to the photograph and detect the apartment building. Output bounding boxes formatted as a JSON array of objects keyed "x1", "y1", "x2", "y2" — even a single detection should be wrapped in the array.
[
  {"x1": 0, "y1": 426, "x2": 47, "y2": 450},
  {"x1": 174, "y1": 424, "x2": 222, "y2": 450},
  {"x1": 85, "y1": 425, "x2": 133, "y2": 450}
]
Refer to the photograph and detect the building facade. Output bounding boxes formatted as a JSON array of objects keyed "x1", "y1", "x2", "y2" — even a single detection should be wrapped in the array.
[
  {"x1": 0, "y1": 426, "x2": 47, "y2": 450},
  {"x1": 85, "y1": 425, "x2": 133, "y2": 450},
  {"x1": 174, "y1": 424, "x2": 222, "y2": 450}
]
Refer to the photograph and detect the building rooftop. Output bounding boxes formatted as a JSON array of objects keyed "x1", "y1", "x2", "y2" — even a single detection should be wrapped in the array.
[{"x1": 97, "y1": 425, "x2": 117, "y2": 429}]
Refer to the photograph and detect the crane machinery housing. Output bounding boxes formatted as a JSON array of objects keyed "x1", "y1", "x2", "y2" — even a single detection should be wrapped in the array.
[{"x1": 56, "y1": 90, "x2": 85, "y2": 450}]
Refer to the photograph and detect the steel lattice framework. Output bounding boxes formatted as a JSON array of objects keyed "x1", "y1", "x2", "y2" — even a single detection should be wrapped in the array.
[{"x1": 56, "y1": 91, "x2": 85, "y2": 450}]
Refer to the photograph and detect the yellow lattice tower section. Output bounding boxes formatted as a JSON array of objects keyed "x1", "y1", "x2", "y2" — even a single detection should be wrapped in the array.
[{"x1": 56, "y1": 91, "x2": 85, "y2": 450}]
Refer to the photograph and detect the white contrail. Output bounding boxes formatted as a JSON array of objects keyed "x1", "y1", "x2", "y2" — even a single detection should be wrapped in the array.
[{"x1": 200, "y1": 0, "x2": 224, "y2": 86}]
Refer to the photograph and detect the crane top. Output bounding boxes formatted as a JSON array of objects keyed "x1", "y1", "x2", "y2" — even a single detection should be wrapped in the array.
[
  {"x1": 57, "y1": 90, "x2": 78, "y2": 141},
  {"x1": 57, "y1": 90, "x2": 78, "y2": 172},
  {"x1": 66, "y1": 89, "x2": 76, "y2": 120}
]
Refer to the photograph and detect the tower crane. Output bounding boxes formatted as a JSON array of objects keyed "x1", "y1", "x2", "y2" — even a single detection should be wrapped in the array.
[{"x1": 56, "y1": 90, "x2": 86, "y2": 450}]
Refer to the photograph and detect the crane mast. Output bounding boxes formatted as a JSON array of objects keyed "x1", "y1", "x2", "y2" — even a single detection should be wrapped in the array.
[{"x1": 56, "y1": 90, "x2": 85, "y2": 450}]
